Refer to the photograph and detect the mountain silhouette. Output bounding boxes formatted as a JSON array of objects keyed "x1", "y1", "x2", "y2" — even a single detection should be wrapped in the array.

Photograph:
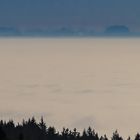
[{"x1": 105, "y1": 25, "x2": 130, "y2": 35}]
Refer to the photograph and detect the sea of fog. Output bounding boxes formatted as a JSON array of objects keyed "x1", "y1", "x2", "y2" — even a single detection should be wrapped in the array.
[{"x1": 0, "y1": 38, "x2": 140, "y2": 137}]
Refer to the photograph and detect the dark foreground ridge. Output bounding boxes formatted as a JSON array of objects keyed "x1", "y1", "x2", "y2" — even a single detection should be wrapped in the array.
[{"x1": 0, "y1": 117, "x2": 139, "y2": 140}]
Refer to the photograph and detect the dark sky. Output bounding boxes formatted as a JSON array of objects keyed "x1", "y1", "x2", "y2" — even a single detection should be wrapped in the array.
[{"x1": 0, "y1": 0, "x2": 140, "y2": 31}]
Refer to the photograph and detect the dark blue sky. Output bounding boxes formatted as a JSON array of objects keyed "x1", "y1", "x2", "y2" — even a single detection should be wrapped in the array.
[{"x1": 0, "y1": 0, "x2": 140, "y2": 31}]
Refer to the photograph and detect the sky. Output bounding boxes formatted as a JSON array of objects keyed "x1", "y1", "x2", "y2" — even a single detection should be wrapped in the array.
[{"x1": 0, "y1": 0, "x2": 140, "y2": 31}]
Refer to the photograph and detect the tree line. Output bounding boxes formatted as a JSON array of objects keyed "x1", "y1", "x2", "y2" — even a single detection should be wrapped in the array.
[{"x1": 0, "y1": 117, "x2": 140, "y2": 140}]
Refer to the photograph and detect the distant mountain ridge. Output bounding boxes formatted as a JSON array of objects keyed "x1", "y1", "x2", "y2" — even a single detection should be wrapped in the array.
[
  {"x1": 105, "y1": 25, "x2": 130, "y2": 35},
  {"x1": 0, "y1": 25, "x2": 138, "y2": 37},
  {"x1": 0, "y1": 27, "x2": 20, "y2": 36}
]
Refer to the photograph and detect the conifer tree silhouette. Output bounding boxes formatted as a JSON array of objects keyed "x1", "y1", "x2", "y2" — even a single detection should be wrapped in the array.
[
  {"x1": 0, "y1": 117, "x2": 139, "y2": 140},
  {"x1": 19, "y1": 133, "x2": 24, "y2": 140},
  {"x1": 112, "y1": 130, "x2": 123, "y2": 140},
  {"x1": 0, "y1": 126, "x2": 6, "y2": 140},
  {"x1": 135, "y1": 133, "x2": 140, "y2": 140}
]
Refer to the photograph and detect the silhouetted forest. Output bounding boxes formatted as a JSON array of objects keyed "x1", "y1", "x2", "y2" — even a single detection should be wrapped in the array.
[{"x1": 0, "y1": 117, "x2": 139, "y2": 140}]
